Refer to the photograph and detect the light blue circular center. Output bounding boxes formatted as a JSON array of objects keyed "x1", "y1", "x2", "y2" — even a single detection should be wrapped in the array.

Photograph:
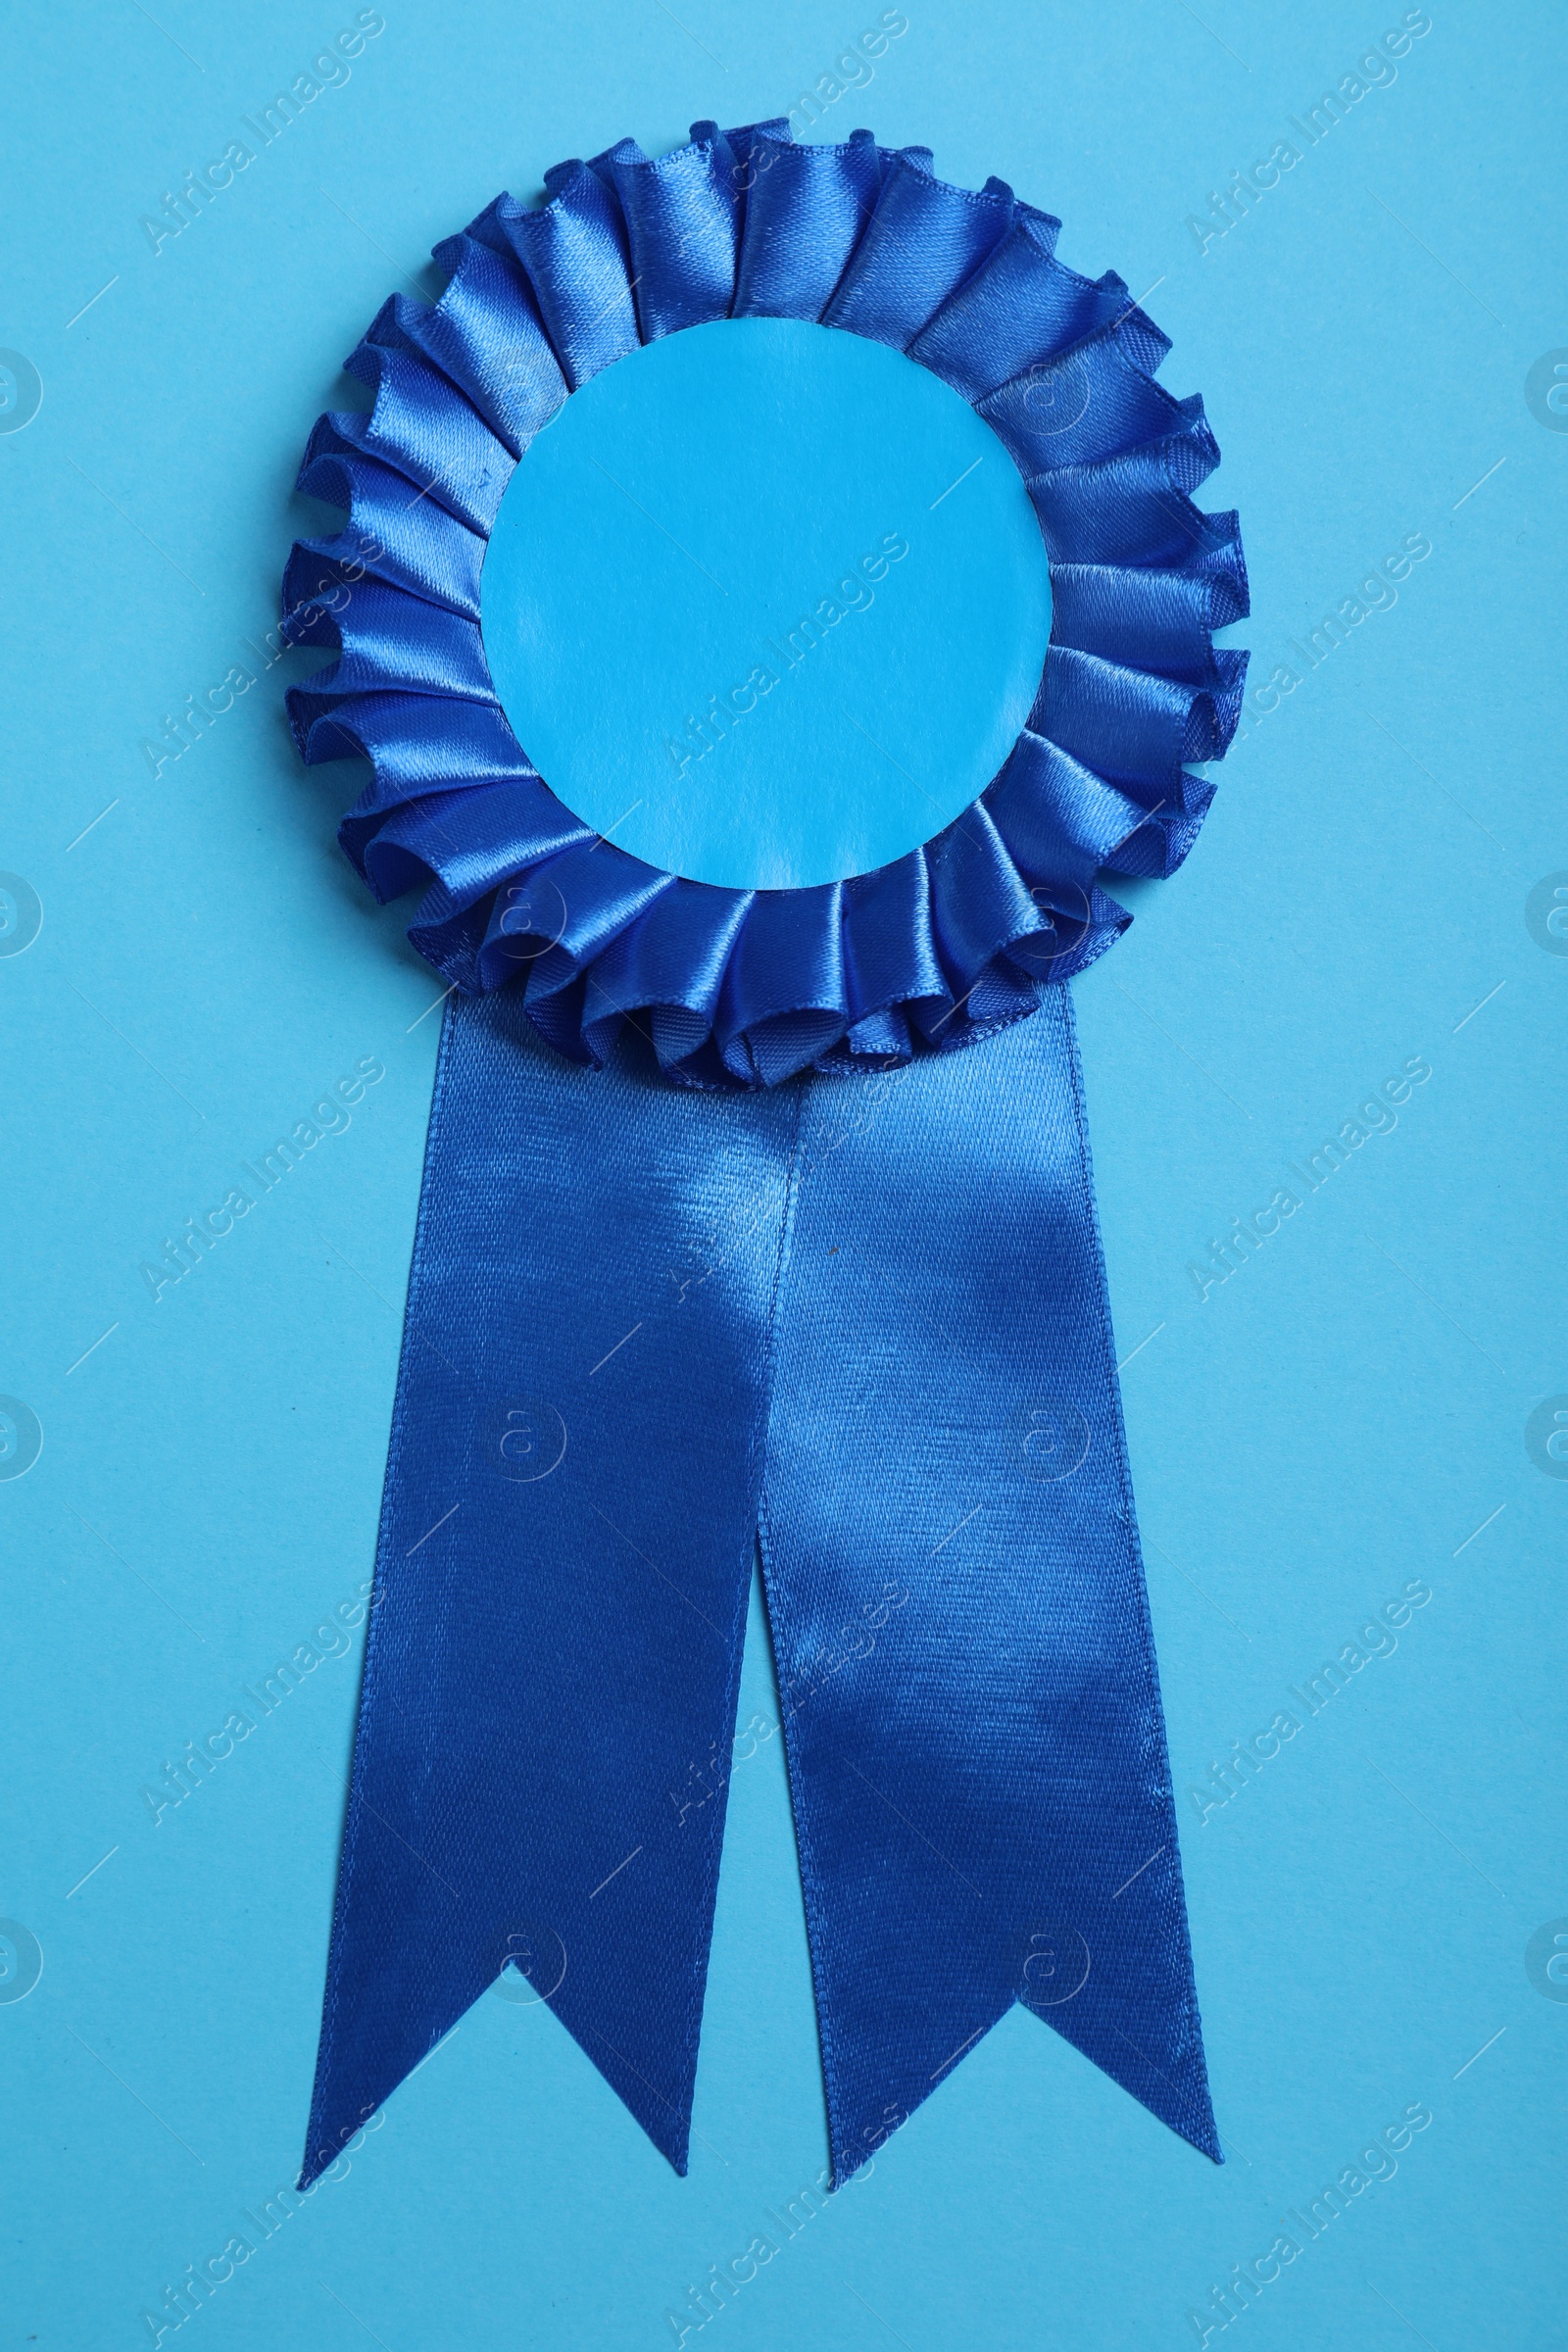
[{"x1": 481, "y1": 318, "x2": 1052, "y2": 893}]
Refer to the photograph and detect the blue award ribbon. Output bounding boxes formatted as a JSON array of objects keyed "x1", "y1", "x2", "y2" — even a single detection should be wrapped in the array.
[{"x1": 284, "y1": 120, "x2": 1247, "y2": 2186}]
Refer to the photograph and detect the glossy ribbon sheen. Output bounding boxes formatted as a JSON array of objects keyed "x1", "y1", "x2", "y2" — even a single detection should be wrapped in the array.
[
  {"x1": 292, "y1": 122, "x2": 1246, "y2": 2186},
  {"x1": 301, "y1": 992, "x2": 1220, "y2": 2184},
  {"x1": 283, "y1": 118, "x2": 1248, "y2": 1089}
]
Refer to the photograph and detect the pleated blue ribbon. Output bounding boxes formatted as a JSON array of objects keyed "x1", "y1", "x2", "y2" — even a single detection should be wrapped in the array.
[{"x1": 285, "y1": 119, "x2": 1248, "y2": 2187}]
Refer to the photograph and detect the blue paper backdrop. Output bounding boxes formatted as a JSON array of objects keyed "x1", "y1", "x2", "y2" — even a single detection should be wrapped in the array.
[{"x1": 2, "y1": 3, "x2": 1563, "y2": 2348}]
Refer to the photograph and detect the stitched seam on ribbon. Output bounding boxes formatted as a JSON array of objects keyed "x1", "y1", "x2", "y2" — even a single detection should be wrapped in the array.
[
  {"x1": 302, "y1": 988, "x2": 466, "y2": 2179},
  {"x1": 1058, "y1": 985, "x2": 1212, "y2": 2119}
]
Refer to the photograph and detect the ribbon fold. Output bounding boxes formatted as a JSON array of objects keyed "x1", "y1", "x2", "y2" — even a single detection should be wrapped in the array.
[
  {"x1": 283, "y1": 118, "x2": 1247, "y2": 1089},
  {"x1": 301, "y1": 994, "x2": 1219, "y2": 2183},
  {"x1": 287, "y1": 119, "x2": 1244, "y2": 2187}
]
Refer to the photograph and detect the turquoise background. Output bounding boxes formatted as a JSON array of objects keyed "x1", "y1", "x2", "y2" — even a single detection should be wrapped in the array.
[
  {"x1": 482, "y1": 316, "x2": 1052, "y2": 889},
  {"x1": 2, "y1": 3, "x2": 1563, "y2": 2347}
]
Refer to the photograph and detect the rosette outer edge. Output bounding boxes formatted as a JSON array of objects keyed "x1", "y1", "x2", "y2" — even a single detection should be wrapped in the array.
[{"x1": 282, "y1": 119, "x2": 1249, "y2": 1091}]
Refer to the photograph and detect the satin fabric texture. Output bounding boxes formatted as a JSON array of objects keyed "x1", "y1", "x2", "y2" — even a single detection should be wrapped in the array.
[
  {"x1": 288, "y1": 120, "x2": 1246, "y2": 2185},
  {"x1": 300, "y1": 990, "x2": 1220, "y2": 2185},
  {"x1": 281, "y1": 118, "x2": 1248, "y2": 1089}
]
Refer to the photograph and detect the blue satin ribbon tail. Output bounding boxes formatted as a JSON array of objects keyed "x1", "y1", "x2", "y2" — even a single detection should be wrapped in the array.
[
  {"x1": 300, "y1": 993, "x2": 798, "y2": 2182},
  {"x1": 300, "y1": 989, "x2": 1218, "y2": 2185},
  {"x1": 760, "y1": 988, "x2": 1219, "y2": 2177}
]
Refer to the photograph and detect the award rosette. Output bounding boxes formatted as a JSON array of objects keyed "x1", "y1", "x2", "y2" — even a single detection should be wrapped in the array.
[{"x1": 282, "y1": 119, "x2": 1248, "y2": 2187}]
